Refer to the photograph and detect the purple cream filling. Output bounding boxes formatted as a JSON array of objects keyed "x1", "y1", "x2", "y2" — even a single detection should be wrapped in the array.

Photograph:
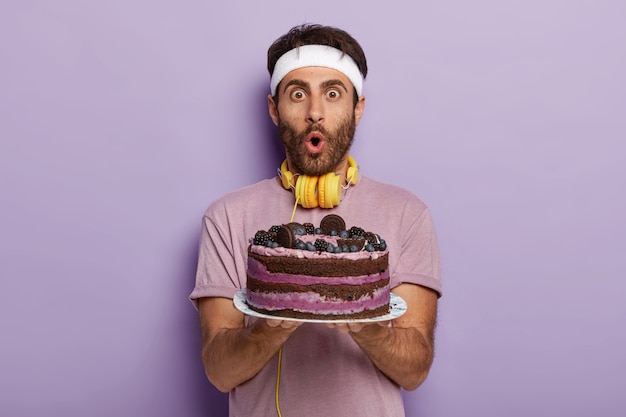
[
  {"x1": 247, "y1": 257, "x2": 389, "y2": 285},
  {"x1": 246, "y1": 286, "x2": 390, "y2": 314}
]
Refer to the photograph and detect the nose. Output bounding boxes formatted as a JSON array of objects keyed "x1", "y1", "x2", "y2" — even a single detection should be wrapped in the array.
[{"x1": 306, "y1": 96, "x2": 324, "y2": 124}]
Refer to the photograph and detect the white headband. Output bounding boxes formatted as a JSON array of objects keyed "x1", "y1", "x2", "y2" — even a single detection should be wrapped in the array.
[{"x1": 270, "y1": 45, "x2": 363, "y2": 97}]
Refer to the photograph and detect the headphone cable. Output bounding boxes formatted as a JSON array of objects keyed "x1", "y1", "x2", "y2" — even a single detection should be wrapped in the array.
[{"x1": 275, "y1": 347, "x2": 284, "y2": 417}]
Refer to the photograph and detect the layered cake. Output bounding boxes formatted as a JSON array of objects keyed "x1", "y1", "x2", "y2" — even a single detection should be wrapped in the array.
[{"x1": 246, "y1": 214, "x2": 390, "y2": 320}]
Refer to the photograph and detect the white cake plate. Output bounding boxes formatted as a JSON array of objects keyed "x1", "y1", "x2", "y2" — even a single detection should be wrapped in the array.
[{"x1": 233, "y1": 289, "x2": 407, "y2": 324}]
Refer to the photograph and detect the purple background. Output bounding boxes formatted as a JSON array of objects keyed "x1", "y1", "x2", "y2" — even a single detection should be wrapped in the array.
[{"x1": 1, "y1": 1, "x2": 625, "y2": 416}]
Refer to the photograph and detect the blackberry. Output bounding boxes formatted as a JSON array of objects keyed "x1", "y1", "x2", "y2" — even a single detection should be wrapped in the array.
[
  {"x1": 269, "y1": 225, "x2": 281, "y2": 234},
  {"x1": 303, "y1": 223, "x2": 315, "y2": 234},
  {"x1": 314, "y1": 238, "x2": 329, "y2": 252},
  {"x1": 349, "y1": 226, "x2": 365, "y2": 238},
  {"x1": 253, "y1": 230, "x2": 274, "y2": 246}
]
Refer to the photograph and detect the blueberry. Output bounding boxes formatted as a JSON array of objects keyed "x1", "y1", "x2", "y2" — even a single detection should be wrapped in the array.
[
  {"x1": 315, "y1": 228, "x2": 323, "y2": 234},
  {"x1": 365, "y1": 244, "x2": 375, "y2": 252},
  {"x1": 339, "y1": 230, "x2": 349, "y2": 238},
  {"x1": 305, "y1": 242, "x2": 316, "y2": 251},
  {"x1": 349, "y1": 245, "x2": 359, "y2": 252}
]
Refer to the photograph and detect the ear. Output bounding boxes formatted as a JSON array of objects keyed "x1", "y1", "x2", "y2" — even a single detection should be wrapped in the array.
[
  {"x1": 268, "y1": 94, "x2": 279, "y2": 126},
  {"x1": 354, "y1": 96, "x2": 365, "y2": 125}
]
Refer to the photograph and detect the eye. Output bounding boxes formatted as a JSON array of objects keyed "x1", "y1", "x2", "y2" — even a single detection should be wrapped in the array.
[
  {"x1": 290, "y1": 89, "x2": 306, "y2": 101},
  {"x1": 326, "y1": 88, "x2": 341, "y2": 100}
]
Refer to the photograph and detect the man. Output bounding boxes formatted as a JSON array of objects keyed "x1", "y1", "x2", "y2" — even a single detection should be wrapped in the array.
[{"x1": 190, "y1": 23, "x2": 441, "y2": 416}]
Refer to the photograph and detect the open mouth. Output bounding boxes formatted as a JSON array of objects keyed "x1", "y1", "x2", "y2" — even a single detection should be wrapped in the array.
[{"x1": 305, "y1": 131, "x2": 326, "y2": 154}]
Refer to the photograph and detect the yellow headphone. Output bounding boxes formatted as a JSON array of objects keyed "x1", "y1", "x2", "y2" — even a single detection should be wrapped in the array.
[{"x1": 280, "y1": 156, "x2": 359, "y2": 208}]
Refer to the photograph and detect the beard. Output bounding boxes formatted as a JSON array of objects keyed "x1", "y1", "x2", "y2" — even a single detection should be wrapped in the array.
[{"x1": 278, "y1": 113, "x2": 356, "y2": 176}]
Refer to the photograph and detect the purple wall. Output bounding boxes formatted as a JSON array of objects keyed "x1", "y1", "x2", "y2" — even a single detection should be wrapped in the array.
[{"x1": 1, "y1": 1, "x2": 625, "y2": 416}]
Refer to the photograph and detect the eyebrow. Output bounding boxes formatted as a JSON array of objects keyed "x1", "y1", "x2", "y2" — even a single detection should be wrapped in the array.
[
  {"x1": 282, "y1": 79, "x2": 309, "y2": 93},
  {"x1": 321, "y1": 79, "x2": 349, "y2": 92},
  {"x1": 282, "y1": 78, "x2": 349, "y2": 94}
]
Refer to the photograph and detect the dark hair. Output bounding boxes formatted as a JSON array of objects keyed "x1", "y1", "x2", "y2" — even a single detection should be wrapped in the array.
[{"x1": 267, "y1": 24, "x2": 367, "y2": 104}]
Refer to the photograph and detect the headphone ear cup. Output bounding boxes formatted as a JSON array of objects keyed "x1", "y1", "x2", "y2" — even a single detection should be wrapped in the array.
[
  {"x1": 280, "y1": 160, "x2": 295, "y2": 189},
  {"x1": 346, "y1": 155, "x2": 359, "y2": 185},
  {"x1": 317, "y1": 173, "x2": 328, "y2": 208},
  {"x1": 319, "y1": 173, "x2": 341, "y2": 208},
  {"x1": 296, "y1": 175, "x2": 319, "y2": 208}
]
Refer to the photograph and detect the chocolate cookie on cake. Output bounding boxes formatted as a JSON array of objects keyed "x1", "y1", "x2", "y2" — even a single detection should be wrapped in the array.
[{"x1": 246, "y1": 215, "x2": 390, "y2": 320}]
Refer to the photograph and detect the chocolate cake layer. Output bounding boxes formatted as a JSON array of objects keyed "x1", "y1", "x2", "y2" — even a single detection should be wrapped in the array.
[
  {"x1": 248, "y1": 250, "x2": 388, "y2": 277},
  {"x1": 247, "y1": 276, "x2": 390, "y2": 300}
]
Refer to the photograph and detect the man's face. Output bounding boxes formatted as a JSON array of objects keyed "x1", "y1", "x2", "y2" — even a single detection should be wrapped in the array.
[{"x1": 269, "y1": 66, "x2": 365, "y2": 176}]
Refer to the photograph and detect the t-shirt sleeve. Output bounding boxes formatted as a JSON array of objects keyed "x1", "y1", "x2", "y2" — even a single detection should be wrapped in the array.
[
  {"x1": 391, "y1": 207, "x2": 442, "y2": 297},
  {"x1": 189, "y1": 205, "x2": 245, "y2": 310}
]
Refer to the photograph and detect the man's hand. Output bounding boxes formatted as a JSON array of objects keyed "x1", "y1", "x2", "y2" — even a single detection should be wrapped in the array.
[
  {"x1": 266, "y1": 318, "x2": 303, "y2": 329},
  {"x1": 326, "y1": 320, "x2": 390, "y2": 333}
]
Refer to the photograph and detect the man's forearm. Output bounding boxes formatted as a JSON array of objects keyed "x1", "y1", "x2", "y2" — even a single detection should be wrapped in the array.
[
  {"x1": 350, "y1": 324, "x2": 434, "y2": 391},
  {"x1": 202, "y1": 318, "x2": 298, "y2": 393},
  {"x1": 199, "y1": 297, "x2": 300, "y2": 392},
  {"x1": 347, "y1": 284, "x2": 438, "y2": 391}
]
